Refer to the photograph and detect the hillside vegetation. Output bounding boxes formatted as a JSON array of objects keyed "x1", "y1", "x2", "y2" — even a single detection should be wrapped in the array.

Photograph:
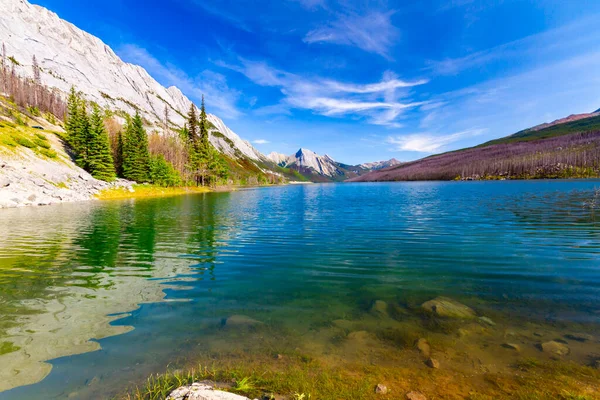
[{"x1": 351, "y1": 113, "x2": 600, "y2": 182}]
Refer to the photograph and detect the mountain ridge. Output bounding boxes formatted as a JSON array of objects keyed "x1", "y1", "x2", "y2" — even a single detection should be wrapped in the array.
[
  {"x1": 351, "y1": 109, "x2": 600, "y2": 182},
  {"x1": 0, "y1": 0, "x2": 276, "y2": 174}
]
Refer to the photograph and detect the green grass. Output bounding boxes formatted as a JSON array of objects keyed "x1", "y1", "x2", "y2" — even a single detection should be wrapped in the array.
[{"x1": 0, "y1": 341, "x2": 21, "y2": 355}]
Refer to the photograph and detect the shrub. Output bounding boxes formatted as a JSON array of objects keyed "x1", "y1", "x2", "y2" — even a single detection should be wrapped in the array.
[
  {"x1": 150, "y1": 154, "x2": 181, "y2": 187},
  {"x1": 44, "y1": 113, "x2": 56, "y2": 125},
  {"x1": 14, "y1": 136, "x2": 36, "y2": 148},
  {"x1": 27, "y1": 106, "x2": 40, "y2": 116},
  {"x1": 33, "y1": 137, "x2": 51, "y2": 149},
  {"x1": 39, "y1": 148, "x2": 57, "y2": 158}
]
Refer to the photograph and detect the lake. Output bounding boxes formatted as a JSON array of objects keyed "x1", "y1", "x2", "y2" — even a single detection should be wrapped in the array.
[{"x1": 1, "y1": 181, "x2": 599, "y2": 399}]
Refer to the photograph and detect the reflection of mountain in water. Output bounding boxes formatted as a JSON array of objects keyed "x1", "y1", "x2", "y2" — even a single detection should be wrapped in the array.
[{"x1": 0, "y1": 193, "x2": 228, "y2": 392}]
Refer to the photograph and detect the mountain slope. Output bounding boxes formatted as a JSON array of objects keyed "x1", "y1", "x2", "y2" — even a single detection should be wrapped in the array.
[
  {"x1": 0, "y1": 0, "x2": 276, "y2": 174},
  {"x1": 351, "y1": 111, "x2": 600, "y2": 182}
]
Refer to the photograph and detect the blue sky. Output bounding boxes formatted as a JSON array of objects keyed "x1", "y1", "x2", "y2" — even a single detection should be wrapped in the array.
[{"x1": 32, "y1": 0, "x2": 600, "y2": 164}]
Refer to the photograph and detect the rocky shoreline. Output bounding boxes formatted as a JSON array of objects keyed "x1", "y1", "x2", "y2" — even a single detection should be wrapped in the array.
[{"x1": 0, "y1": 153, "x2": 133, "y2": 209}]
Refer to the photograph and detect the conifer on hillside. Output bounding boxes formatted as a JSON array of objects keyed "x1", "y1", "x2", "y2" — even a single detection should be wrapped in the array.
[
  {"x1": 87, "y1": 105, "x2": 116, "y2": 181},
  {"x1": 122, "y1": 112, "x2": 150, "y2": 182}
]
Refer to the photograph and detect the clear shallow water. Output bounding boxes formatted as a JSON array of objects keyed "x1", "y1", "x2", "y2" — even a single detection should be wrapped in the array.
[{"x1": 0, "y1": 181, "x2": 599, "y2": 399}]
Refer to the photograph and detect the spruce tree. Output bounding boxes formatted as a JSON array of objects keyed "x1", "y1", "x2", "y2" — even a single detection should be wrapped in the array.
[
  {"x1": 199, "y1": 95, "x2": 209, "y2": 149},
  {"x1": 65, "y1": 87, "x2": 80, "y2": 151},
  {"x1": 187, "y1": 104, "x2": 198, "y2": 142},
  {"x1": 122, "y1": 113, "x2": 150, "y2": 183},
  {"x1": 87, "y1": 105, "x2": 116, "y2": 181},
  {"x1": 74, "y1": 101, "x2": 91, "y2": 169}
]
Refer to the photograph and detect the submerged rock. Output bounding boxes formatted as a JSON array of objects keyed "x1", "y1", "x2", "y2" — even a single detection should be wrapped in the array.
[
  {"x1": 540, "y1": 341, "x2": 570, "y2": 356},
  {"x1": 416, "y1": 338, "x2": 431, "y2": 358},
  {"x1": 370, "y1": 300, "x2": 389, "y2": 317},
  {"x1": 564, "y1": 333, "x2": 594, "y2": 342},
  {"x1": 375, "y1": 383, "x2": 388, "y2": 394},
  {"x1": 167, "y1": 382, "x2": 249, "y2": 400},
  {"x1": 502, "y1": 343, "x2": 521, "y2": 351},
  {"x1": 406, "y1": 392, "x2": 427, "y2": 400},
  {"x1": 425, "y1": 358, "x2": 440, "y2": 369},
  {"x1": 421, "y1": 297, "x2": 476, "y2": 319},
  {"x1": 478, "y1": 316, "x2": 496, "y2": 327},
  {"x1": 222, "y1": 315, "x2": 263, "y2": 328}
]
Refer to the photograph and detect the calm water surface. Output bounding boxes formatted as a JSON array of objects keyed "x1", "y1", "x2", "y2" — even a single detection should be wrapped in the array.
[{"x1": 0, "y1": 181, "x2": 599, "y2": 398}]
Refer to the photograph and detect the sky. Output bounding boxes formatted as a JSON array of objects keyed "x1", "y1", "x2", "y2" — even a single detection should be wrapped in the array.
[{"x1": 31, "y1": 0, "x2": 600, "y2": 164}]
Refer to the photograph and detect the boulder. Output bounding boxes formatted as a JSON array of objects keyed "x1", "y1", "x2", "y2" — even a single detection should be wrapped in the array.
[
  {"x1": 406, "y1": 392, "x2": 427, "y2": 400},
  {"x1": 540, "y1": 341, "x2": 570, "y2": 356},
  {"x1": 167, "y1": 383, "x2": 249, "y2": 400},
  {"x1": 421, "y1": 297, "x2": 476, "y2": 319},
  {"x1": 375, "y1": 384, "x2": 388, "y2": 394},
  {"x1": 425, "y1": 358, "x2": 440, "y2": 369}
]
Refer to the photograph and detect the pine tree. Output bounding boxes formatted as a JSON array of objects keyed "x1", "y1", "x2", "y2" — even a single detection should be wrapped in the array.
[
  {"x1": 87, "y1": 105, "x2": 116, "y2": 181},
  {"x1": 122, "y1": 113, "x2": 150, "y2": 182}
]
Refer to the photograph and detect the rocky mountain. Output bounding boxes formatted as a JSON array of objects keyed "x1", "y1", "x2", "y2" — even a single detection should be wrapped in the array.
[
  {"x1": 267, "y1": 148, "x2": 400, "y2": 182},
  {"x1": 0, "y1": 0, "x2": 276, "y2": 175},
  {"x1": 360, "y1": 158, "x2": 402, "y2": 170}
]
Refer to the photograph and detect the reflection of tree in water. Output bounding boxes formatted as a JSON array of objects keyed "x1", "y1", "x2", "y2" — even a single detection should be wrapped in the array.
[{"x1": 182, "y1": 193, "x2": 228, "y2": 282}]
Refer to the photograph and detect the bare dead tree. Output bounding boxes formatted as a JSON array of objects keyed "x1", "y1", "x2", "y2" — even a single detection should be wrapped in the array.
[{"x1": 163, "y1": 105, "x2": 170, "y2": 135}]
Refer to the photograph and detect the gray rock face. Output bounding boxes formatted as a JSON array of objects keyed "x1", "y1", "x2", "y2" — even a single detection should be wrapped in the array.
[
  {"x1": 166, "y1": 383, "x2": 250, "y2": 400},
  {"x1": 0, "y1": 146, "x2": 134, "y2": 209},
  {"x1": 421, "y1": 297, "x2": 476, "y2": 319},
  {"x1": 541, "y1": 341, "x2": 570, "y2": 356}
]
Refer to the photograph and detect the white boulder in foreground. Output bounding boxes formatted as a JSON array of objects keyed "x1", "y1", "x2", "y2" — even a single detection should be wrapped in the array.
[{"x1": 166, "y1": 383, "x2": 250, "y2": 400}]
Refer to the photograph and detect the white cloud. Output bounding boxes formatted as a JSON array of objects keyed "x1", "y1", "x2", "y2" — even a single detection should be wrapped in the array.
[
  {"x1": 219, "y1": 58, "x2": 427, "y2": 126},
  {"x1": 253, "y1": 139, "x2": 270, "y2": 144},
  {"x1": 388, "y1": 129, "x2": 485, "y2": 153},
  {"x1": 118, "y1": 44, "x2": 242, "y2": 119},
  {"x1": 303, "y1": 11, "x2": 399, "y2": 59}
]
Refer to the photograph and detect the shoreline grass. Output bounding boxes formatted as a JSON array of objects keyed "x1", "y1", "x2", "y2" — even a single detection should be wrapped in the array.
[{"x1": 96, "y1": 184, "x2": 212, "y2": 201}]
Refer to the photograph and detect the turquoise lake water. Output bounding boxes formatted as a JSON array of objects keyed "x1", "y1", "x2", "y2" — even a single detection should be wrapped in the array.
[{"x1": 0, "y1": 181, "x2": 599, "y2": 399}]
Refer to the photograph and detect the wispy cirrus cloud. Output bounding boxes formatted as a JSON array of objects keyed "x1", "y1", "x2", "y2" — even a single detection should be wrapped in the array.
[
  {"x1": 303, "y1": 11, "x2": 399, "y2": 59},
  {"x1": 253, "y1": 139, "x2": 270, "y2": 144},
  {"x1": 388, "y1": 128, "x2": 486, "y2": 153},
  {"x1": 217, "y1": 58, "x2": 427, "y2": 126},
  {"x1": 118, "y1": 44, "x2": 242, "y2": 118}
]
